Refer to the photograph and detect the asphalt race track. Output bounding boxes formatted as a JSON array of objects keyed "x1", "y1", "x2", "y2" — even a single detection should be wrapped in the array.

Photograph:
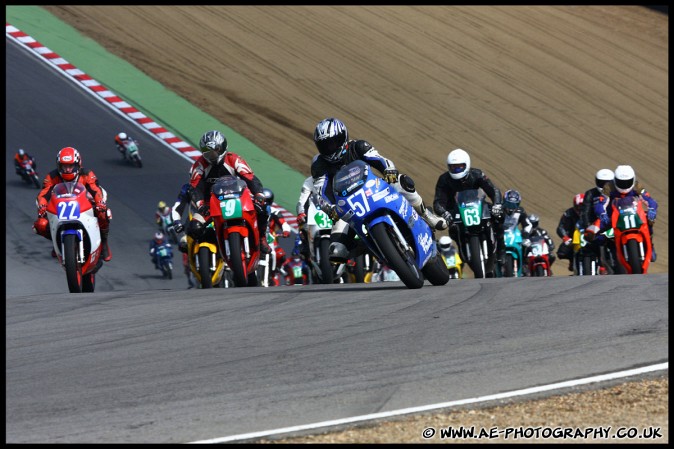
[{"x1": 5, "y1": 38, "x2": 669, "y2": 444}]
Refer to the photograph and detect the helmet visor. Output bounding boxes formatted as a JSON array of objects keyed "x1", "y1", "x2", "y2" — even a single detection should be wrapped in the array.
[
  {"x1": 448, "y1": 163, "x2": 466, "y2": 175},
  {"x1": 316, "y1": 137, "x2": 344, "y2": 160},
  {"x1": 503, "y1": 200, "x2": 519, "y2": 210},
  {"x1": 615, "y1": 177, "x2": 634, "y2": 191},
  {"x1": 59, "y1": 163, "x2": 79, "y2": 174},
  {"x1": 201, "y1": 149, "x2": 220, "y2": 164}
]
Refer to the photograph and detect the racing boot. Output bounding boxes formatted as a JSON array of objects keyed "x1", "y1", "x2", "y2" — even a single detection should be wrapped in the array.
[
  {"x1": 329, "y1": 242, "x2": 350, "y2": 264},
  {"x1": 100, "y1": 231, "x2": 112, "y2": 262},
  {"x1": 397, "y1": 174, "x2": 447, "y2": 230},
  {"x1": 259, "y1": 235, "x2": 272, "y2": 255}
]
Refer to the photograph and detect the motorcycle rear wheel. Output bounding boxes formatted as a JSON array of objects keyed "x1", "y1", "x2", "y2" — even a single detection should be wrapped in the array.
[
  {"x1": 63, "y1": 234, "x2": 83, "y2": 293},
  {"x1": 421, "y1": 255, "x2": 450, "y2": 286},
  {"x1": 82, "y1": 273, "x2": 95, "y2": 292},
  {"x1": 370, "y1": 222, "x2": 424, "y2": 289}
]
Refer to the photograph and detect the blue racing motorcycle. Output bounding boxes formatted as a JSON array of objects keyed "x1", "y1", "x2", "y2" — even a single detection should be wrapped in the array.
[{"x1": 332, "y1": 161, "x2": 449, "y2": 289}]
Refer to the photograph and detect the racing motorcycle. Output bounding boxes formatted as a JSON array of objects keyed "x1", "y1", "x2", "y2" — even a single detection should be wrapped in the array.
[
  {"x1": 306, "y1": 197, "x2": 337, "y2": 284},
  {"x1": 331, "y1": 160, "x2": 449, "y2": 289},
  {"x1": 120, "y1": 139, "x2": 142, "y2": 168},
  {"x1": 572, "y1": 223, "x2": 601, "y2": 275},
  {"x1": 451, "y1": 189, "x2": 498, "y2": 278},
  {"x1": 440, "y1": 247, "x2": 463, "y2": 280},
  {"x1": 525, "y1": 235, "x2": 552, "y2": 276},
  {"x1": 154, "y1": 242, "x2": 174, "y2": 280},
  {"x1": 46, "y1": 181, "x2": 104, "y2": 293},
  {"x1": 18, "y1": 159, "x2": 41, "y2": 188},
  {"x1": 209, "y1": 175, "x2": 262, "y2": 287},
  {"x1": 186, "y1": 215, "x2": 226, "y2": 289},
  {"x1": 283, "y1": 254, "x2": 310, "y2": 285},
  {"x1": 256, "y1": 231, "x2": 282, "y2": 287},
  {"x1": 497, "y1": 213, "x2": 524, "y2": 277},
  {"x1": 610, "y1": 195, "x2": 652, "y2": 274}
]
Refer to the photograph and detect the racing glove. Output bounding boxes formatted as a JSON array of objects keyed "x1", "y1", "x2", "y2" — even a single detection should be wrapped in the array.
[
  {"x1": 253, "y1": 193, "x2": 266, "y2": 212},
  {"x1": 383, "y1": 169, "x2": 399, "y2": 184},
  {"x1": 647, "y1": 209, "x2": 657, "y2": 221},
  {"x1": 562, "y1": 235, "x2": 572, "y2": 246},
  {"x1": 296, "y1": 213, "x2": 307, "y2": 226},
  {"x1": 491, "y1": 203, "x2": 503, "y2": 218},
  {"x1": 37, "y1": 203, "x2": 47, "y2": 218},
  {"x1": 173, "y1": 219, "x2": 184, "y2": 234}
]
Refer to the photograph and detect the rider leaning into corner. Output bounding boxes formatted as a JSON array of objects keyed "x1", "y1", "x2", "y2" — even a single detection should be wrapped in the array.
[
  {"x1": 432, "y1": 148, "x2": 506, "y2": 267},
  {"x1": 309, "y1": 117, "x2": 447, "y2": 264},
  {"x1": 185, "y1": 130, "x2": 272, "y2": 254},
  {"x1": 32, "y1": 146, "x2": 112, "y2": 261}
]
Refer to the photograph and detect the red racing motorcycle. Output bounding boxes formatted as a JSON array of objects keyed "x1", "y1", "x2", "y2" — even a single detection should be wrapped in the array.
[
  {"x1": 46, "y1": 181, "x2": 104, "y2": 292},
  {"x1": 610, "y1": 195, "x2": 652, "y2": 274},
  {"x1": 209, "y1": 176, "x2": 262, "y2": 287}
]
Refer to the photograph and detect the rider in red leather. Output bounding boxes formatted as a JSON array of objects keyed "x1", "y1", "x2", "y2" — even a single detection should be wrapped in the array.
[
  {"x1": 186, "y1": 130, "x2": 271, "y2": 254},
  {"x1": 33, "y1": 147, "x2": 112, "y2": 261}
]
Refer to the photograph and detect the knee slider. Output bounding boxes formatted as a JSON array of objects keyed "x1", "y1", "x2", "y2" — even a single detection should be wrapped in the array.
[
  {"x1": 187, "y1": 218, "x2": 206, "y2": 239},
  {"x1": 399, "y1": 174, "x2": 416, "y2": 193}
]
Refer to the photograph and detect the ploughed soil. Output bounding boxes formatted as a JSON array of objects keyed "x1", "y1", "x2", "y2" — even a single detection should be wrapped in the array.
[{"x1": 45, "y1": 6, "x2": 668, "y2": 444}]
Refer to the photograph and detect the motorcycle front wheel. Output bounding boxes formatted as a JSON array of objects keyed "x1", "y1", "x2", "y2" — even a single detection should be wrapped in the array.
[
  {"x1": 63, "y1": 234, "x2": 83, "y2": 293},
  {"x1": 370, "y1": 222, "x2": 423, "y2": 289},
  {"x1": 197, "y1": 246, "x2": 213, "y2": 288},
  {"x1": 227, "y1": 233, "x2": 248, "y2": 287},
  {"x1": 625, "y1": 239, "x2": 643, "y2": 274}
]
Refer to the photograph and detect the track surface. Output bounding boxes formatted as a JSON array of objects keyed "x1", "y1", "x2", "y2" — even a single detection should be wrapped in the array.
[{"x1": 5, "y1": 37, "x2": 668, "y2": 444}]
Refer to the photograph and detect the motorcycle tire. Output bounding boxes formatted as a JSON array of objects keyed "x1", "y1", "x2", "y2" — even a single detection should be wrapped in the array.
[
  {"x1": 625, "y1": 239, "x2": 643, "y2": 274},
  {"x1": 370, "y1": 222, "x2": 424, "y2": 289},
  {"x1": 227, "y1": 233, "x2": 248, "y2": 287},
  {"x1": 467, "y1": 235, "x2": 485, "y2": 278},
  {"x1": 353, "y1": 254, "x2": 366, "y2": 283},
  {"x1": 63, "y1": 234, "x2": 83, "y2": 293},
  {"x1": 535, "y1": 265, "x2": 546, "y2": 277},
  {"x1": 503, "y1": 254, "x2": 515, "y2": 277},
  {"x1": 197, "y1": 246, "x2": 213, "y2": 289},
  {"x1": 421, "y1": 255, "x2": 450, "y2": 286},
  {"x1": 582, "y1": 254, "x2": 597, "y2": 276},
  {"x1": 317, "y1": 238, "x2": 333, "y2": 284},
  {"x1": 82, "y1": 273, "x2": 95, "y2": 292}
]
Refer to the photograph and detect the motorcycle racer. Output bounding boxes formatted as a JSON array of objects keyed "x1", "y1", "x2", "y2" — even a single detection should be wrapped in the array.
[
  {"x1": 33, "y1": 147, "x2": 112, "y2": 261},
  {"x1": 588, "y1": 164, "x2": 658, "y2": 262},
  {"x1": 556, "y1": 193, "x2": 584, "y2": 272},
  {"x1": 310, "y1": 117, "x2": 447, "y2": 263},
  {"x1": 186, "y1": 130, "x2": 271, "y2": 254},
  {"x1": 149, "y1": 231, "x2": 173, "y2": 271},
  {"x1": 114, "y1": 132, "x2": 137, "y2": 158},
  {"x1": 525, "y1": 213, "x2": 556, "y2": 269},
  {"x1": 433, "y1": 148, "x2": 506, "y2": 264},
  {"x1": 580, "y1": 168, "x2": 617, "y2": 273},
  {"x1": 263, "y1": 188, "x2": 291, "y2": 238},
  {"x1": 14, "y1": 148, "x2": 37, "y2": 175}
]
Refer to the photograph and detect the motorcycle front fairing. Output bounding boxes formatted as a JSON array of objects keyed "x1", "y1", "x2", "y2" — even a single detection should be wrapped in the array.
[
  {"x1": 332, "y1": 161, "x2": 435, "y2": 269},
  {"x1": 46, "y1": 182, "x2": 102, "y2": 270}
]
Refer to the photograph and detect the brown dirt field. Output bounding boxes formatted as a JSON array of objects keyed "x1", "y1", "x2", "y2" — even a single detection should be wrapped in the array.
[{"x1": 44, "y1": 6, "x2": 668, "y2": 443}]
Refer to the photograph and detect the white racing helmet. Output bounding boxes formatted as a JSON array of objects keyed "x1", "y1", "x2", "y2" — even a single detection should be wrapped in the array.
[
  {"x1": 614, "y1": 165, "x2": 635, "y2": 193},
  {"x1": 447, "y1": 148, "x2": 470, "y2": 180}
]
